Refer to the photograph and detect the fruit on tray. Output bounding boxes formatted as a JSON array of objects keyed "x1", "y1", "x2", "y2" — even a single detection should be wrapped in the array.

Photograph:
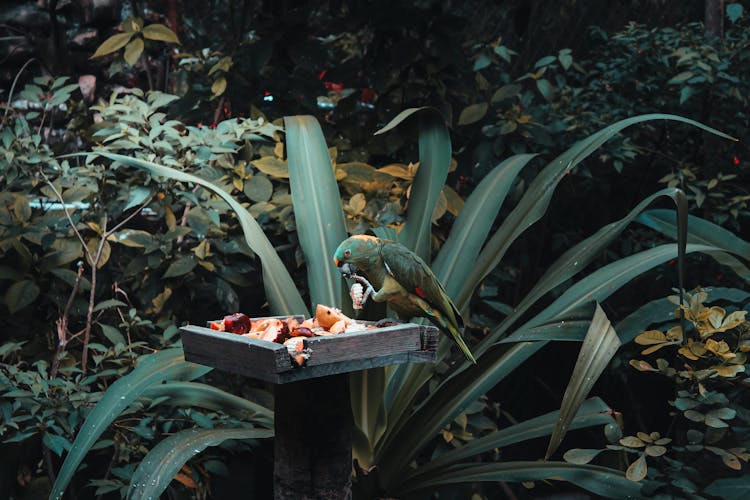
[{"x1": 208, "y1": 305, "x2": 376, "y2": 366}]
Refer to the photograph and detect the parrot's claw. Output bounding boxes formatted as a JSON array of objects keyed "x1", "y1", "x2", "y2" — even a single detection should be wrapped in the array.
[{"x1": 349, "y1": 273, "x2": 375, "y2": 308}]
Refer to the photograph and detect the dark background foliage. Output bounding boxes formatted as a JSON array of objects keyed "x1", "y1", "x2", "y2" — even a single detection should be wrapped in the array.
[{"x1": 1, "y1": 0, "x2": 748, "y2": 498}]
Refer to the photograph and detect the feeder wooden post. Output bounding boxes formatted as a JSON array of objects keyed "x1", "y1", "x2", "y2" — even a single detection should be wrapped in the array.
[
  {"x1": 181, "y1": 321, "x2": 438, "y2": 499},
  {"x1": 273, "y1": 374, "x2": 352, "y2": 499}
]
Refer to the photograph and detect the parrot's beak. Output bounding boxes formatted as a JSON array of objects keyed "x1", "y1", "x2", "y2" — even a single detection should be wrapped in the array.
[{"x1": 340, "y1": 263, "x2": 357, "y2": 278}]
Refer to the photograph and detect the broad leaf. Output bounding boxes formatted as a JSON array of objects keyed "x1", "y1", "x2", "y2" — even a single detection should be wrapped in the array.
[
  {"x1": 454, "y1": 114, "x2": 735, "y2": 311},
  {"x1": 433, "y1": 154, "x2": 537, "y2": 298},
  {"x1": 406, "y1": 397, "x2": 614, "y2": 483},
  {"x1": 637, "y1": 209, "x2": 750, "y2": 281},
  {"x1": 141, "y1": 23, "x2": 181, "y2": 44},
  {"x1": 545, "y1": 304, "x2": 621, "y2": 460},
  {"x1": 376, "y1": 107, "x2": 450, "y2": 261},
  {"x1": 128, "y1": 428, "x2": 272, "y2": 500},
  {"x1": 82, "y1": 152, "x2": 308, "y2": 315},
  {"x1": 399, "y1": 461, "x2": 643, "y2": 499},
  {"x1": 123, "y1": 37, "x2": 144, "y2": 66},
  {"x1": 5, "y1": 280, "x2": 40, "y2": 313},
  {"x1": 90, "y1": 32, "x2": 134, "y2": 58},
  {"x1": 350, "y1": 368, "x2": 388, "y2": 467},
  {"x1": 283, "y1": 116, "x2": 348, "y2": 309},
  {"x1": 50, "y1": 349, "x2": 210, "y2": 499},
  {"x1": 142, "y1": 382, "x2": 273, "y2": 427},
  {"x1": 490, "y1": 187, "x2": 685, "y2": 350}
]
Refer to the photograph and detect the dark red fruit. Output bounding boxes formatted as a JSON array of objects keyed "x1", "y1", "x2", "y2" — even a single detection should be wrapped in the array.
[
  {"x1": 290, "y1": 327, "x2": 315, "y2": 338},
  {"x1": 223, "y1": 313, "x2": 252, "y2": 334}
]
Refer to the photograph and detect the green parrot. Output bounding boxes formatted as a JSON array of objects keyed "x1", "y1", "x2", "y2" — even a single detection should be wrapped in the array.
[{"x1": 333, "y1": 235, "x2": 476, "y2": 364}]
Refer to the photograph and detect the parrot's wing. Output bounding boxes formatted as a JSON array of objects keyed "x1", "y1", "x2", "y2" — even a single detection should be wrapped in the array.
[{"x1": 380, "y1": 241, "x2": 463, "y2": 328}]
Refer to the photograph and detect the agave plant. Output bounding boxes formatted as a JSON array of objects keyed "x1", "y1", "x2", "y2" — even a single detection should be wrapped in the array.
[{"x1": 51, "y1": 107, "x2": 749, "y2": 499}]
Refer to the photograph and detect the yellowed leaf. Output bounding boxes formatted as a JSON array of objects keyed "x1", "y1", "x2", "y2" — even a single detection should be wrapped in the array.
[
  {"x1": 91, "y1": 32, "x2": 134, "y2": 58},
  {"x1": 349, "y1": 193, "x2": 366, "y2": 213},
  {"x1": 123, "y1": 17, "x2": 144, "y2": 33},
  {"x1": 198, "y1": 260, "x2": 216, "y2": 272},
  {"x1": 431, "y1": 190, "x2": 447, "y2": 223},
  {"x1": 123, "y1": 37, "x2": 144, "y2": 66},
  {"x1": 712, "y1": 364, "x2": 745, "y2": 378},
  {"x1": 150, "y1": 287, "x2": 173, "y2": 315},
  {"x1": 635, "y1": 330, "x2": 667, "y2": 345},
  {"x1": 442, "y1": 430, "x2": 453, "y2": 443},
  {"x1": 274, "y1": 141, "x2": 285, "y2": 159},
  {"x1": 173, "y1": 471, "x2": 196, "y2": 488},
  {"x1": 645, "y1": 445, "x2": 667, "y2": 457},
  {"x1": 620, "y1": 436, "x2": 646, "y2": 448},
  {"x1": 629, "y1": 359, "x2": 657, "y2": 371},
  {"x1": 165, "y1": 206, "x2": 177, "y2": 231},
  {"x1": 211, "y1": 76, "x2": 227, "y2": 97},
  {"x1": 665, "y1": 326, "x2": 683, "y2": 342},
  {"x1": 141, "y1": 23, "x2": 180, "y2": 44},
  {"x1": 377, "y1": 164, "x2": 412, "y2": 180},
  {"x1": 191, "y1": 240, "x2": 211, "y2": 260},
  {"x1": 252, "y1": 156, "x2": 289, "y2": 178},
  {"x1": 637, "y1": 432, "x2": 653, "y2": 443}
]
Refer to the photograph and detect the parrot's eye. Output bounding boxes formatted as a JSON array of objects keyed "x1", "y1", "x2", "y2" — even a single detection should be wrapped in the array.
[{"x1": 344, "y1": 249, "x2": 351, "y2": 257}]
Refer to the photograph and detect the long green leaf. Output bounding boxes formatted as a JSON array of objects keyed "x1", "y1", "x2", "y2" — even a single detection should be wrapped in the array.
[
  {"x1": 433, "y1": 154, "x2": 537, "y2": 296},
  {"x1": 380, "y1": 243, "x2": 728, "y2": 487},
  {"x1": 527, "y1": 244, "x2": 726, "y2": 326},
  {"x1": 85, "y1": 152, "x2": 308, "y2": 316},
  {"x1": 454, "y1": 114, "x2": 735, "y2": 311},
  {"x1": 484, "y1": 188, "x2": 684, "y2": 353},
  {"x1": 637, "y1": 209, "x2": 750, "y2": 281},
  {"x1": 400, "y1": 461, "x2": 643, "y2": 498},
  {"x1": 128, "y1": 427, "x2": 273, "y2": 500},
  {"x1": 545, "y1": 304, "x2": 621, "y2": 460},
  {"x1": 284, "y1": 116, "x2": 348, "y2": 309},
  {"x1": 377, "y1": 342, "x2": 545, "y2": 486},
  {"x1": 375, "y1": 107, "x2": 451, "y2": 261},
  {"x1": 381, "y1": 154, "x2": 539, "y2": 436},
  {"x1": 50, "y1": 349, "x2": 210, "y2": 499},
  {"x1": 500, "y1": 319, "x2": 592, "y2": 342},
  {"x1": 143, "y1": 382, "x2": 273, "y2": 427},
  {"x1": 350, "y1": 368, "x2": 388, "y2": 467},
  {"x1": 406, "y1": 397, "x2": 614, "y2": 483}
]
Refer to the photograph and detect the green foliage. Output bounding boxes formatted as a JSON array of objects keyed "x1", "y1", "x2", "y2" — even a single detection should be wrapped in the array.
[
  {"x1": 565, "y1": 289, "x2": 750, "y2": 497},
  {"x1": 91, "y1": 16, "x2": 180, "y2": 67}
]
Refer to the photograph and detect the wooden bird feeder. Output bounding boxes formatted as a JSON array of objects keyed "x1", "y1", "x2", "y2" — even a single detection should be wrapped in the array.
[{"x1": 180, "y1": 317, "x2": 438, "y2": 499}]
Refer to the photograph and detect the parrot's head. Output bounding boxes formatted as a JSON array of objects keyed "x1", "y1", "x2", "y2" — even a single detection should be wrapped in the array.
[{"x1": 333, "y1": 235, "x2": 380, "y2": 278}]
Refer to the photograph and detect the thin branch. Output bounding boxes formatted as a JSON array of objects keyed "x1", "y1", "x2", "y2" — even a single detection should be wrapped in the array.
[
  {"x1": 40, "y1": 172, "x2": 94, "y2": 263},
  {"x1": 2, "y1": 58, "x2": 37, "y2": 127},
  {"x1": 50, "y1": 264, "x2": 84, "y2": 379}
]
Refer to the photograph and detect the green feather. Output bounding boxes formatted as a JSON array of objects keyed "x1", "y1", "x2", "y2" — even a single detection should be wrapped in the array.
[{"x1": 334, "y1": 236, "x2": 476, "y2": 364}]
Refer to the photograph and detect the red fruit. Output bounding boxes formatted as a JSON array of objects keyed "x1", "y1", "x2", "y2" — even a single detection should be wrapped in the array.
[{"x1": 223, "y1": 313, "x2": 252, "y2": 334}]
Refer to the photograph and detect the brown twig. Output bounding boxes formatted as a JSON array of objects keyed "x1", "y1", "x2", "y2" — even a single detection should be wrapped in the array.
[
  {"x1": 43, "y1": 170, "x2": 153, "y2": 373},
  {"x1": 50, "y1": 264, "x2": 84, "y2": 379}
]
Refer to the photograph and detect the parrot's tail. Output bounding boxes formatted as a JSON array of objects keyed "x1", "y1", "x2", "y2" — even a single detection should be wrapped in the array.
[{"x1": 446, "y1": 322, "x2": 477, "y2": 365}]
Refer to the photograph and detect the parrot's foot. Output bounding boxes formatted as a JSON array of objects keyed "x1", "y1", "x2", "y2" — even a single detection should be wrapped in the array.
[
  {"x1": 375, "y1": 317, "x2": 404, "y2": 328},
  {"x1": 349, "y1": 273, "x2": 375, "y2": 306}
]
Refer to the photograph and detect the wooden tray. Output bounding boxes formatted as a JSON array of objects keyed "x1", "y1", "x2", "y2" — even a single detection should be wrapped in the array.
[{"x1": 180, "y1": 318, "x2": 438, "y2": 384}]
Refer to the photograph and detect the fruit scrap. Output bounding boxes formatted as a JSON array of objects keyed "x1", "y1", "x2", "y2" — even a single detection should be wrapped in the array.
[
  {"x1": 315, "y1": 304, "x2": 353, "y2": 329},
  {"x1": 284, "y1": 337, "x2": 310, "y2": 366},
  {"x1": 208, "y1": 306, "x2": 378, "y2": 368},
  {"x1": 290, "y1": 327, "x2": 316, "y2": 337}
]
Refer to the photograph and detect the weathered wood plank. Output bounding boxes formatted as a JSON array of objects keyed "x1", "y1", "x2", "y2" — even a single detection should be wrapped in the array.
[
  {"x1": 302, "y1": 325, "x2": 422, "y2": 367},
  {"x1": 180, "y1": 321, "x2": 438, "y2": 384},
  {"x1": 181, "y1": 326, "x2": 292, "y2": 379}
]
